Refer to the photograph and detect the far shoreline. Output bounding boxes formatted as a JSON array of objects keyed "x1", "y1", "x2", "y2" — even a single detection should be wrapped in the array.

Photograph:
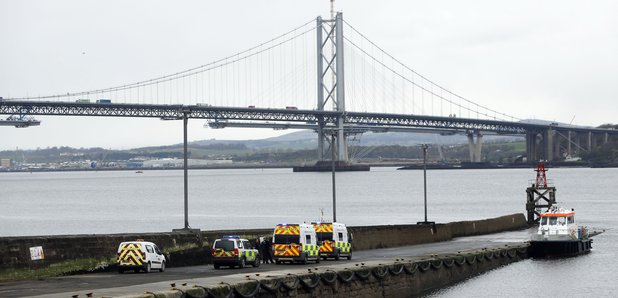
[{"x1": 1, "y1": 161, "x2": 615, "y2": 173}]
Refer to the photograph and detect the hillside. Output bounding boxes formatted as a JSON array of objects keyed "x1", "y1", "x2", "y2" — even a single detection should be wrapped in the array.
[{"x1": 2, "y1": 124, "x2": 616, "y2": 169}]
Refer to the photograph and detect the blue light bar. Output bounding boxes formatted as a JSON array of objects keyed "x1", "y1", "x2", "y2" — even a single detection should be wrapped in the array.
[{"x1": 223, "y1": 235, "x2": 240, "y2": 239}]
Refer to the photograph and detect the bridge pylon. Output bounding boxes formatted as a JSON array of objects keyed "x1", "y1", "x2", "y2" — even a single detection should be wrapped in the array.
[
  {"x1": 294, "y1": 12, "x2": 368, "y2": 172},
  {"x1": 316, "y1": 12, "x2": 347, "y2": 162}
]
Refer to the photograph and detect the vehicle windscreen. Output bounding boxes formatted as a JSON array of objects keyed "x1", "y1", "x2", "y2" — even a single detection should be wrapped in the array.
[
  {"x1": 274, "y1": 234, "x2": 300, "y2": 244},
  {"x1": 214, "y1": 240, "x2": 235, "y2": 251},
  {"x1": 316, "y1": 232, "x2": 333, "y2": 241}
]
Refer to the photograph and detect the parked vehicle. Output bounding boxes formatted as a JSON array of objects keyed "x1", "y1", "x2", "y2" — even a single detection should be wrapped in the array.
[
  {"x1": 211, "y1": 235, "x2": 260, "y2": 269},
  {"x1": 116, "y1": 240, "x2": 166, "y2": 273},
  {"x1": 272, "y1": 223, "x2": 320, "y2": 264},
  {"x1": 313, "y1": 222, "x2": 352, "y2": 260}
]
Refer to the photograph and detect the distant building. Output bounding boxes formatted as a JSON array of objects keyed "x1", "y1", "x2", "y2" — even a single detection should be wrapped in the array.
[
  {"x1": 141, "y1": 158, "x2": 232, "y2": 168},
  {"x1": 0, "y1": 158, "x2": 11, "y2": 168}
]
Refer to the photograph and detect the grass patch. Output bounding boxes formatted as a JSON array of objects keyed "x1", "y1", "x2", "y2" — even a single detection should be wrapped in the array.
[
  {"x1": 0, "y1": 257, "x2": 115, "y2": 282},
  {"x1": 163, "y1": 242, "x2": 207, "y2": 254}
]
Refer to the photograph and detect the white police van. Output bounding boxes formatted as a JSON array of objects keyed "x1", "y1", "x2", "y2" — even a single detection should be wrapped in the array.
[{"x1": 272, "y1": 223, "x2": 320, "y2": 264}]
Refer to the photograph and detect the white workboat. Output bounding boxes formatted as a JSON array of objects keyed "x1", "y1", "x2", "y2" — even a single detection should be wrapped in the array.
[{"x1": 530, "y1": 205, "x2": 592, "y2": 258}]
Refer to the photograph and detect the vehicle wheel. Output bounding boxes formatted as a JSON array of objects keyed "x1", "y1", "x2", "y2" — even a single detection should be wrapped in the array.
[
  {"x1": 214, "y1": 263, "x2": 220, "y2": 269},
  {"x1": 145, "y1": 262, "x2": 151, "y2": 273},
  {"x1": 275, "y1": 260, "x2": 282, "y2": 265},
  {"x1": 334, "y1": 251, "x2": 340, "y2": 261},
  {"x1": 347, "y1": 251, "x2": 352, "y2": 260},
  {"x1": 315, "y1": 256, "x2": 320, "y2": 264},
  {"x1": 159, "y1": 261, "x2": 166, "y2": 272},
  {"x1": 238, "y1": 258, "x2": 246, "y2": 268},
  {"x1": 253, "y1": 259, "x2": 260, "y2": 267},
  {"x1": 118, "y1": 268, "x2": 125, "y2": 274},
  {"x1": 302, "y1": 255, "x2": 308, "y2": 265}
]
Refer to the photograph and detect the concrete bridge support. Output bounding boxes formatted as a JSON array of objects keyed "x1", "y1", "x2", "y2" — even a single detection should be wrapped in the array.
[
  {"x1": 567, "y1": 131, "x2": 572, "y2": 157},
  {"x1": 526, "y1": 129, "x2": 556, "y2": 162},
  {"x1": 525, "y1": 128, "x2": 616, "y2": 162},
  {"x1": 466, "y1": 132, "x2": 483, "y2": 162},
  {"x1": 544, "y1": 129, "x2": 554, "y2": 161},
  {"x1": 526, "y1": 132, "x2": 538, "y2": 162}
]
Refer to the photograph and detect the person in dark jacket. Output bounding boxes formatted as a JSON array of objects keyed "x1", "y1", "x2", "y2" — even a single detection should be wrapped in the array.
[
  {"x1": 264, "y1": 238, "x2": 274, "y2": 264},
  {"x1": 259, "y1": 239, "x2": 269, "y2": 264},
  {"x1": 260, "y1": 238, "x2": 274, "y2": 264},
  {"x1": 253, "y1": 238, "x2": 262, "y2": 262}
]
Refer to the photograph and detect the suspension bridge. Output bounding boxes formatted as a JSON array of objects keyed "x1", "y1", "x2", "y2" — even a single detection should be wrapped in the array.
[{"x1": 1, "y1": 13, "x2": 617, "y2": 163}]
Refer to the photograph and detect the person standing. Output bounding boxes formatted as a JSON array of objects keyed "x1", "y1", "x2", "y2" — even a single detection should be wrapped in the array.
[
  {"x1": 254, "y1": 238, "x2": 262, "y2": 262},
  {"x1": 264, "y1": 237, "x2": 274, "y2": 264},
  {"x1": 260, "y1": 239, "x2": 271, "y2": 264}
]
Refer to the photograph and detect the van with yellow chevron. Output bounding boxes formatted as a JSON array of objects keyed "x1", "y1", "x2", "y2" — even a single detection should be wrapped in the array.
[
  {"x1": 313, "y1": 222, "x2": 352, "y2": 260},
  {"x1": 272, "y1": 223, "x2": 320, "y2": 264},
  {"x1": 211, "y1": 235, "x2": 260, "y2": 269},
  {"x1": 116, "y1": 240, "x2": 166, "y2": 273}
]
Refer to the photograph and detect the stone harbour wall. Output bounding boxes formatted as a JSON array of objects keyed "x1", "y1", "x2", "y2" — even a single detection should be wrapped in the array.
[{"x1": 0, "y1": 213, "x2": 527, "y2": 270}]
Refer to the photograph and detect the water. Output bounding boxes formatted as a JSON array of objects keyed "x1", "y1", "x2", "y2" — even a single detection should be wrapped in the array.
[
  {"x1": 1, "y1": 167, "x2": 539, "y2": 235},
  {"x1": 1, "y1": 167, "x2": 617, "y2": 296}
]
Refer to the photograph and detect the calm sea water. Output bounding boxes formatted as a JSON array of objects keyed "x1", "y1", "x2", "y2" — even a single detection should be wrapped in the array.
[{"x1": 1, "y1": 167, "x2": 617, "y2": 296}]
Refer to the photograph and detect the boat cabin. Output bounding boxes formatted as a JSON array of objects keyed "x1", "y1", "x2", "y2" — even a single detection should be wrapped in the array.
[
  {"x1": 540, "y1": 211, "x2": 575, "y2": 227},
  {"x1": 538, "y1": 207, "x2": 577, "y2": 238},
  {"x1": 537, "y1": 206, "x2": 589, "y2": 241}
]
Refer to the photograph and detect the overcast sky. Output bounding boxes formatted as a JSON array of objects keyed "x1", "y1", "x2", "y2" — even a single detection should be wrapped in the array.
[{"x1": 1, "y1": 0, "x2": 617, "y2": 150}]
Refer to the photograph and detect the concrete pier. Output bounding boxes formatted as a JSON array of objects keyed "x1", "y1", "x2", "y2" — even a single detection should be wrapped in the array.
[
  {"x1": 0, "y1": 214, "x2": 529, "y2": 297},
  {"x1": 31, "y1": 244, "x2": 530, "y2": 298}
]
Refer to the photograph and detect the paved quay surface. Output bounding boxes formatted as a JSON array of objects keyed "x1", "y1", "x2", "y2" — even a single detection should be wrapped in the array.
[{"x1": 1, "y1": 228, "x2": 534, "y2": 298}]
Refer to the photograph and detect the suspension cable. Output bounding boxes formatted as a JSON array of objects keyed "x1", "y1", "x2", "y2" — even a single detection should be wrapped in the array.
[
  {"x1": 343, "y1": 20, "x2": 520, "y2": 121},
  {"x1": 8, "y1": 19, "x2": 316, "y2": 101}
]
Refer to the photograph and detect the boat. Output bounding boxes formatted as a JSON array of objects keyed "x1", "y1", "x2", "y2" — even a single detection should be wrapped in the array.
[{"x1": 529, "y1": 205, "x2": 593, "y2": 258}]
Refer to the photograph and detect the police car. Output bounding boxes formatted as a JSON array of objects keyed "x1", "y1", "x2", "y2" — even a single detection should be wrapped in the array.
[{"x1": 211, "y1": 235, "x2": 260, "y2": 269}]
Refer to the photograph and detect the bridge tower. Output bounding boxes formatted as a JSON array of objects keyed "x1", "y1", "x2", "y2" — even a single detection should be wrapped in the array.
[{"x1": 316, "y1": 12, "x2": 347, "y2": 163}]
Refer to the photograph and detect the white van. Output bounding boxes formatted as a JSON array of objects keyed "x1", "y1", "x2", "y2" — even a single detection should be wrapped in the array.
[
  {"x1": 116, "y1": 240, "x2": 166, "y2": 273},
  {"x1": 272, "y1": 223, "x2": 320, "y2": 264},
  {"x1": 313, "y1": 222, "x2": 352, "y2": 260}
]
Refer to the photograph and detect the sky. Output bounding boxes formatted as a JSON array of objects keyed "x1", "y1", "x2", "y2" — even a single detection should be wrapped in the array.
[{"x1": 1, "y1": 0, "x2": 617, "y2": 150}]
